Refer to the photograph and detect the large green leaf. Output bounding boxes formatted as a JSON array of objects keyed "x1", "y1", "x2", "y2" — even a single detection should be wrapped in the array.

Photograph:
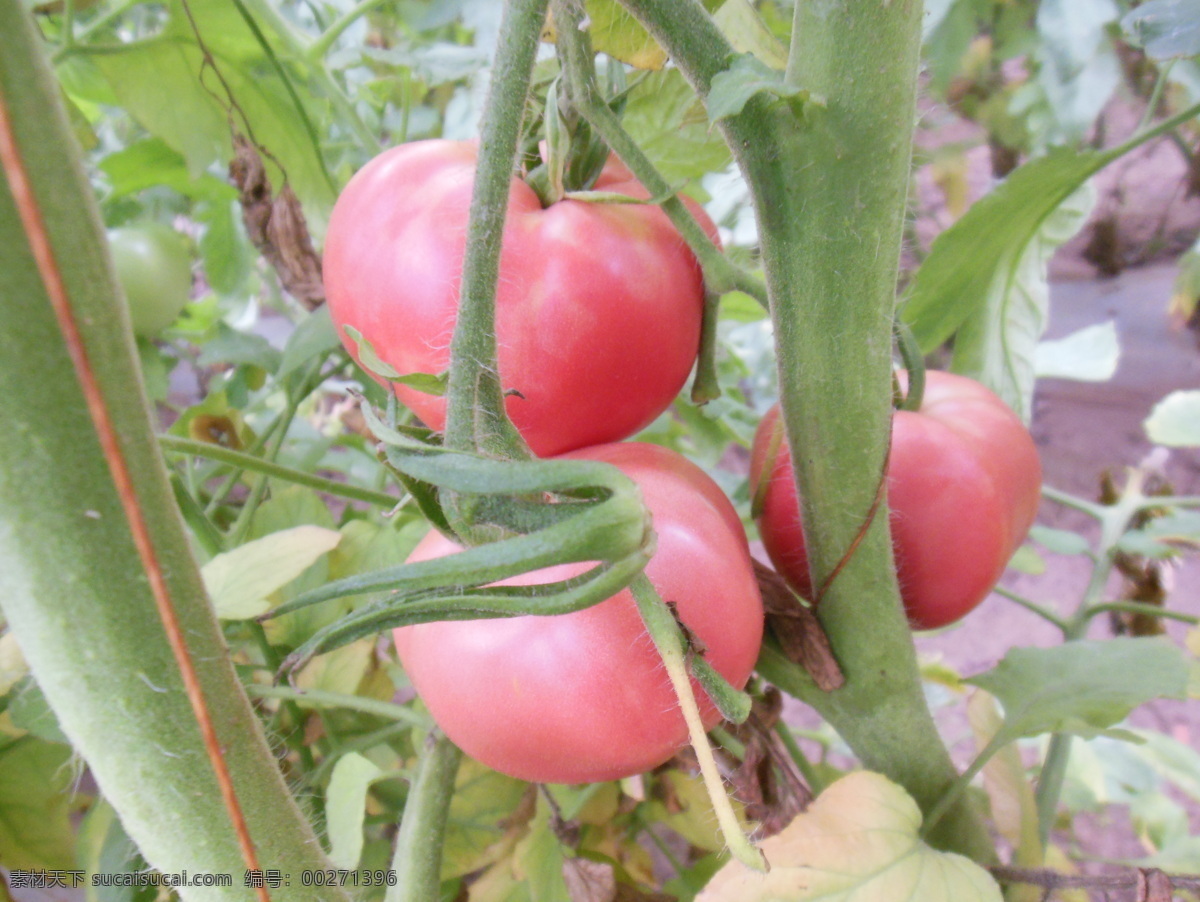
[
  {"x1": 948, "y1": 180, "x2": 1093, "y2": 420},
  {"x1": 1122, "y1": 0, "x2": 1200, "y2": 60},
  {"x1": 902, "y1": 147, "x2": 1113, "y2": 410},
  {"x1": 697, "y1": 772, "x2": 1001, "y2": 901},
  {"x1": 1145, "y1": 390, "x2": 1200, "y2": 446},
  {"x1": 966, "y1": 639, "x2": 1190, "y2": 744},
  {"x1": 201, "y1": 524, "x2": 342, "y2": 619},
  {"x1": 621, "y1": 68, "x2": 732, "y2": 187},
  {"x1": 88, "y1": 0, "x2": 335, "y2": 215}
]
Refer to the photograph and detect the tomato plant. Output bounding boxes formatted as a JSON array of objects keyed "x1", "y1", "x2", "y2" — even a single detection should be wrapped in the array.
[
  {"x1": 751, "y1": 370, "x2": 1042, "y2": 629},
  {"x1": 322, "y1": 139, "x2": 716, "y2": 457},
  {"x1": 107, "y1": 224, "x2": 192, "y2": 339},
  {"x1": 393, "y1": 441, "x2": 763, "y2": 784}
]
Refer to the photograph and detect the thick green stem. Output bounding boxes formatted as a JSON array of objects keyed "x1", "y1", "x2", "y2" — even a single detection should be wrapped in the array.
[
  {"x1": 0, "y1": 3, "x2": 346, "y2": 896},
  {"x1": 387, "y1": 731, "x2": 462, "y2": 902},
  {"x1": 620, "y1": 0, "x2": 995, "y2": 862},
  {"x1": 442, "y1": 0, "x2": 548, "y2": 460}
]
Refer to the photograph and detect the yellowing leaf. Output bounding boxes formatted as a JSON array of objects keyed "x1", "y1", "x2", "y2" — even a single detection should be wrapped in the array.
[
  {"x1": 697, "y1": 772, "x2": 1002, "y2": 902},
  {"x1": 201, "y1": 524, "x2": 342, "y2": 619}
]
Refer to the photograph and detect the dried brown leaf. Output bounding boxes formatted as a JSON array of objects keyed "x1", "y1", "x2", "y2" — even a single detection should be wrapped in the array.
[
  {"x1": 754, "y1": 560, "x2": 844, "y2": 691},
  {"x1": 229, "y1": 135, "x2": 324, "y2": 309}
]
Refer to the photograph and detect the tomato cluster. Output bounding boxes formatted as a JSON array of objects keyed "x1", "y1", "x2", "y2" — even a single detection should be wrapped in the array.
[
  {"x1": 750, "y1": 371, "x2": 1042, "y2": 629},
  {"x1": 323, "y1": 139, "x2": 717, "y2": 457},
  {"x1": 325, "y1": 141, "x2": 763, "y2": 783}
]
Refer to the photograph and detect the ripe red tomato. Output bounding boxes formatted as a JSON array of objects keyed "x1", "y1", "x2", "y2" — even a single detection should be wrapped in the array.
[
  {"x1": 322, "y1": 140, "x2": 717, "y2": 457},
  {"x1": 393, "y1": 442, "x2": 763, "y2": 784},
  {"x1": 750, "y1": 371, "x2": 1041, "y2": 629}
]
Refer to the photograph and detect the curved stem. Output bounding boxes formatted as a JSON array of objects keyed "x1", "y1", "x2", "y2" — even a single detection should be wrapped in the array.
[
  {"x1": 246, "y1": 683, "x2": 432, "y2": 727},
  {"x1": 387, "y1": 731, "x2": 462, "y2": 902},
  {"x1": 629, "y1": 573, "x2": 766, "y2": 872},
  {"x1": 442, "y1": 0, "x2": 548, "y2": 460},
  {"x1": 994, "y1": 587, "x2": 1070, "y2": 633},
  {"x1": 308, "y1": 0, "x2": 386, "y2": 60},
  {"x1": 161, "y1": 435, "x2": 400, "y2": 509},
  {"x1": 1086, "y1": 600, "x2": 1199, "y2": 625}
]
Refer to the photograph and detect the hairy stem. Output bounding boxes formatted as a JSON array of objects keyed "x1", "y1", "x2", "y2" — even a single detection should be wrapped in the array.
[
  {"x1": 620, "y1": 0, "x2": 995, "y2": 861},
  {"x1": 387, "y1": 731, "x2": 462, "y2": 902},
  {"x1": 0, "y1": 3, "x2": 346, "y2": 895},
  {"x1": 442, "y1": 0, "x2": 548, "y2": 460}
]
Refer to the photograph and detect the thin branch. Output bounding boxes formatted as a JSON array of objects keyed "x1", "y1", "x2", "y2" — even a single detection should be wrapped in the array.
[{"x1": 991, "y1": 865, "x2": 1200, "y2": 893}]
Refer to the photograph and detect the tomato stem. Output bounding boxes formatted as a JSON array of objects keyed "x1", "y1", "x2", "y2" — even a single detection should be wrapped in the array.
[
  {"x1": 388, "y1": 730, "x2": 462, "y2": 902},
  {"x1": 619, "y1": 0, "x2": 997, "y2": 863},
  {"x1": 442, "y1": 0, "x2": 547, "y2": 462},
  {"x1": 628, "y1": 573, "x2": 768, "y2": 873}
]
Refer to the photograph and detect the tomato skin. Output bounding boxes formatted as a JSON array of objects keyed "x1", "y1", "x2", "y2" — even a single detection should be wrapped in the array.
[
  {"x1": 750, "y1": 371, "x2": 1042, "y2": 629},
  {"x1": 108, "y1": 224, "x2": 192, "y2": 338},
  {"x1": 393, "y1": 442, "x2": 763, "y2": 784},
  {"x1": 322, "y1": 140, "x2": 716, "y2": 457}
]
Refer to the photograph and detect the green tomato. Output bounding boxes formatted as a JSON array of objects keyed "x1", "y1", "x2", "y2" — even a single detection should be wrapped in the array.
[{"x1": 108, "y1": 224, "x2": 192, "y2": 338}]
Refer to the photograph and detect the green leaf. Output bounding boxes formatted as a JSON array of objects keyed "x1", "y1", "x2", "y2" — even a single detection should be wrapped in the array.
[
  {"x1": 8, "y1": 677, "x2": 69, "y2": 744},
  {"x1": 1145, "y1": 390, "x2": 1200, "y2": 446},
  {"x1": 513, "y1": 797, "x2": 568, "y2": 902},
  {"x1": 1035, "y1": 322, "x2": 1120, "y2": 382},
  {"x1": 77, "y1": 800, "x2": 157, "y2": 902},
  {"x1": 966, "y1": 639, "x2": 1190, "y2": 744},
  {"x1": 325, "y1": 752, "x2": 384, "y2": 870},
  {"x1": 90, "y1": 1, "x2": 335, "y2": 215},
  {"x1": 0, "y1": 737, "x2": 76, "y2": 869},
  {"x1": 578, "y1": 0, "x2": 668, "y2": 70},
  {"x1": 342, "y1": 325, "x2": 447, "y2": 395},
  {"x1": 278, "y1": 305, "x2": 340, "y2": 380},
  {"x1": 1029, "y1": 525, "x2": 1092, "y2": 557},
  {"x1": 904, "y1": 147, "x2": 1110, "y2": 373},
  {"x1": 697, "y1": 772, "x2": 1002, "y2": 901},
  {"x1": 99, "y1": 138, "x2": 236, "y2": 202},
  {"x1": 948, "y1": 181, "x2": 1094, "y2": 420},
  {"x1": 615, "y1": 68, "x2": 733, "y2": 190},
  {"x1": 201, "y1": 524, "x2": 342, "y2": 619},
  {"x1": 706, "y1": 53, "x2": 817, "y2": 124},
  {"x1": 196, "y1": 322, "x2": 282, "y2": 372},
  {"x1": 1122, "y1": 0, "x2": 1200, "y2": 59},
  {"x1": 1007, "y1": 544, "x2": 1047, "y2": 576},
  {"x1": 196, "y1": 199, "x2": 254, "y2": 298},
  {"x1": 441, "y1": 760, "x2": 531, "y2": 880},
  {"x1": 712, "y1": 0, "x2": 788, "y2": 69}
]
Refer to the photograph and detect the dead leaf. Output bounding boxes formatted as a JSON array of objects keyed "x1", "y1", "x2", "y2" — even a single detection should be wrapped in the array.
[
  {"x1": 754, "y1": 561, "x2": 844, "y2": 691},
  {"x1": 697, "y1": 772, "x2": 1003, "y2": 902},
  {"x1": 230, "y1": 135, "x2": 325, "y2": 309},
  {"x1": 727, "y1": 689, "x2": 812, "y2": 838},
  {"x1": 563, "y1": 857, "x2": 616, "y2": 902}
]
